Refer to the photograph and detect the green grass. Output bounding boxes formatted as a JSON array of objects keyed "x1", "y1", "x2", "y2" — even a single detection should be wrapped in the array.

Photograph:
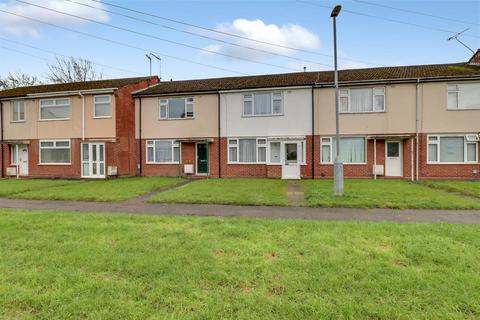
[
  {"x1": 0, "y1": 210, "x2": 478, "y2": 319},
  {"x1": 302, "y1": 179, "x2": 480, "y2": 209},
  {"x1": 422, "y1": 180, "x2": 480, "y2": 198},
  {"x1": 10, "y1": 177, "x2": 182, "y2": 202},
  {"x1": 148, "y1": 178, "x2": 288, "y2": 206},
  {"x1": 0, "y1": 178, "x2": 78, "y2": 197}
]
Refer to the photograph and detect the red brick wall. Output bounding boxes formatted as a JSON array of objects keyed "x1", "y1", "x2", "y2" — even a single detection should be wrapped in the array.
[
  {"x1": 219, "y1": 136, "x2": 314, "y2": 179},
  {"x1": 115, "y1": 78, "x2": 159, "y2": 177},
  {"x1": 139, "y1": 138, "x2": 220, "y2": 177},
  {"x1": 314, "y1": 135, "x2": 417, "y2": 179},
  {"x1": 418, "y1": 133, "x2": 480, "y2": 179}
]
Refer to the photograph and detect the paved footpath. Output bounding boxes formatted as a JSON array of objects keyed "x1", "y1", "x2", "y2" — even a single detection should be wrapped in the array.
[{"x1": 0, "y1": 198, "x2": 479, "y2": 224}]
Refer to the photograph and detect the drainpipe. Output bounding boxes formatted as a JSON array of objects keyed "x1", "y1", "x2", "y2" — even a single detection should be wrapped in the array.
[
  {"x1": 217, "y1": 92, "x2": 221, "y2": 178},
  {"x1": 415, "y1": 78, "x2": 421, "y2": 181},
  {"x1": 79, "y1": 92, "x2": 85, "y2": 141},
  {"x1": 410, "y1": 138, "x2": 414, "y2": 181},
  {"x1": 139, "y1": 97, "x2": 143, "y2": 176},
  {"x1": 373, "y1": 138, "x2": 377, "y2": 180},
  {"x1": 0, "y1": 101, "x2": 3, "y2": 178},
  {"x1": 311, "y1": 87, "x2": 315, "y2": 179}
]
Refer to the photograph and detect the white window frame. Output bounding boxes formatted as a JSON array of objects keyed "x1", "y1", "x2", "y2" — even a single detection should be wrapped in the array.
[
  {"x1": 427, "y1": 134, "x2": 478, "y2": 164},
  {"x1": 159, "y1": 97, "x2": 195, "y2": 120},
  {"x1": 338, "y1": 87, "x2": 385, "y2": 113},
  {"x1": 145, "y1": 140, "x2": 181, "y2": 164},
  {"x1": 39, "y1": 139, "x2": 71, "y2": 165},
  {"x1": 11, "y1": 100, "x2": 26, "y2": 122},
  {"x1": 320, "y1": 136, "x2": 367, "y2": 165},
  {"x1": 93, "y1": 95, "x2": 112, "y2": 119},
  {"x1": 228, "y1": 138, "x2": 306, "y2": 165},
  {"x1": 242, "y1": 92, "x2": 284, "y2": 117},
  {"x1": 39, "y1": 98, "x2": 71, "y2": 121},
  {"x1": 228, "y1": 138, "x2": 262, "y2": 164},
  {"x1": 447, "y1": 83, "x2": 480, "y2": 110}
]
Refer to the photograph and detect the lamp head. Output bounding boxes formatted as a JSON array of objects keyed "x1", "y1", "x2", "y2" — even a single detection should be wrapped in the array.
[{"x1": 331, "y1": 5, "x2": 342, "y2": 18}]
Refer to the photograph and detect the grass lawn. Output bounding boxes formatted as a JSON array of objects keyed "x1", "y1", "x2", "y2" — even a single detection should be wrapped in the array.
[
  {"x1": 10, "y1": 177, "x2": 182, "y2": 202},
  {"x1": 422, "y1": 180, "x2": 480, "y2": 198},
  {"x1": 149, "y1": 178, "x2": 288, "y2": 206},
  {"x1": 0, "y1": 210, "x2": 478, "y2": 319},
  {"x1": 0, "y1": 178, "x2": 79, "y2": 197},
  {"x1": 302, "y1": 179, "x2": 480, "y2": 209}
]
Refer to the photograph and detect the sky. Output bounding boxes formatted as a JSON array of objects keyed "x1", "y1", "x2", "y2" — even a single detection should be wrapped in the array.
[{"x1": 0, "y1": 0, "x2": 479, "y2": 82}]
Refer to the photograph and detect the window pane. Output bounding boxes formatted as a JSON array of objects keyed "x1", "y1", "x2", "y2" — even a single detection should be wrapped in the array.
[
  {"x1": 168, "y1": 99, "x2": 186, "y2": 118},
  {"x1": 258, "y1": 146, "x2": 266, "y2": 162},
  {"x1": 186, "y1": 103, "x2": 194, "y2": 117},
  {"x1": 99, "y1": 145, "x2": 104, "y2": 162},
  {"x1": 160, "y1": 105, "x2": 167, "y2": 119},
  {"x1": 229, "y1": 147, "x2": 238, "y2": 162},
  {"x1": 95, "y1": 96, "x2": 110, "y2": 103},
  {"x1": 467, "y1": 143, "x2": 477, "y2": 162},
  {"x1": 41, "y1": 106, "x2": 70, "y2": 119},
  {"x1": 11, "y1": 146, "x2": 17, "y2": 164},
  {"x1": 333, "y1": 137, "x2": 365, "y2": 163},
  {"x1": 95, "y1": 103, "x2": 111, "y2": 117},
  {"x1": 339, "y1": 96, "x2": 348, "y2": 112},
  {"x1": 173, "y1": 146, "x2": 180, "y2": 162},
  {"x1": 41, "y1": 149, "x2": 70, "y2": 164},
  {"x1": 228, "y1": 139, "x2": 237, "y2": 145},
  {"x1": 82, "y1": 144, "x2": 89, "y2": 161},
  {"x1": 272, "y1": 93, "x2": 282, "y2": 114},
  {"x1": 374, "y1": 95, "x2": 385, "y2": 111},
  {"x1": 155, "y1": 141, "x2": 173, "y2": 162},
  {"x1": 83, "y1": 163, "x2": 89, "y2": 176},
  {"x1": 257, "y1": 139, "x2": 267, "y2": 145},
  {"x1": 56, "y1": 141, "x2": 70, "y2": 147},
  {"x1": 286, "y1": 144, "x2": 298, "y2": 162},
  {"x1": 40, "y1": 141, "x2": 54, "y2": 147},
  {"x1": 147, "y1": 146, "x2": 154, "y2": 162},
  {"x1": 428, "y1": 144, "x2": 438, "y2": 162},
  {"x1": 56, "y1": 99, "x2": 69, "y2": 105},
  {"x1": 350, "y1": 88, "x2": 373, "y2": 112},
  {"x1": 440, "y1": 137, "x2": 464, "y2": 162},
  {"x1": 270, "y1": 142, "x2": 280, "y2": 163},
  {"x1": 243, "y1": 101, "x2": 253, "y2": 115},
  {"x1": 456, "y1": 83, "x2": 480, "y2": 109},
  {"x1": 387, "y1": 143, "x2": 399, "y2": 157},
  {"x1": 254, "y1": 93, "x2": 272, "y2": 115},
  {"x1": 239, "y1": 139, "x2": 256, "y2": 162},
  {"x1": 322, "y1": 145, "x2": 331, "y2": 163},
  {"x1": 448, "y1": 92, "x2": 458, "y2": 109}
]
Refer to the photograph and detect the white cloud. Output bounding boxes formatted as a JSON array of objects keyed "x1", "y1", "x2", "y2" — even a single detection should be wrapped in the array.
[
  {"x1": 201, "y1": 19, "x2": 320, "y2": 60},
  {"x1": 0, "y1": 0, "x2": 109, "y2": 36}
]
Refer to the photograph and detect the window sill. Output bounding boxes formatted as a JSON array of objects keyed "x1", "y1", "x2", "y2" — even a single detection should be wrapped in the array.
[
  {"x1": 38, "y1": 118, "x2": 71, "y2": 122},
  {"x1": 241, "y1": 114, "x2": 284, "y2": 118},
  {"x1": 10, "y1": 120, "x2": 26, "y2": 123},
  {"x1": 145, "y1": 162, "x2": 181, "y2": 165},
  {"x1": 158, "y1": 117, "x2": 195, "y2": 121},
  {"x1": 339, "y1": 111, "x2": 385, "y2": 115},
  {"x1": 426, "y1": 162, "x2": 478, "y2": 165},
  {"x1": 320, "y1": 162, "x2": 368, "y2": 165},
  {"x1": 446, "y1": 108, "x2": 480, "y2": 111},
  {"x1": 38, "y1": 163, "x2": 72, "y2": 166},
  {"x1": 93, "y1": 116, "x2": 113, "y2": 119}
]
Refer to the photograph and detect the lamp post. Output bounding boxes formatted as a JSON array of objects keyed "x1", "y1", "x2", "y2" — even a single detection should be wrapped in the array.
[{"x1": 331, "y1": 5, "x2": 344, "y2": 196}]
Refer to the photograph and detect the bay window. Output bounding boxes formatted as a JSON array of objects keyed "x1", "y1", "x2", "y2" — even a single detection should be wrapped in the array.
[
  {"x1": 447, "y1": 83, "x2": 480, "y2": 110},
  {"x1": 39, "y1": 140, "x2": 71, "y2": 164},
  {"x1": 321, "y1": 137, "x2": 366, "y2": 164},
  {"x1": 159, "y1": 97, "x2": 194, "y2": 119},
  {"x1": 12, "y1": 100, "x2": 25, "y2": 122},
  {"x1": 243, "y1": 92, "x2": 283, "y2": 116},
  {"x1": 146, "y1": 140, "x2": 180, "y2": 163},
  {"x1": 40, "y1": 98, "x2": 70, "y2": 120},
  {"x1": 339, "y1": 87, "x2": 385, "y2": 113},
  {"x1": 428, "y1": 135, "x2": 478, "y2": 163}
]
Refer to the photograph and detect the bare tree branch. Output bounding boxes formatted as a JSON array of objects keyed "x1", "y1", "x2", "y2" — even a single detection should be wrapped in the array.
[
  {"x1": 46, "y1": 57, "x2": 103, "y2": 83},
  {"x1": 0, "y1": 71, "x2": 41, "y2": 89}
]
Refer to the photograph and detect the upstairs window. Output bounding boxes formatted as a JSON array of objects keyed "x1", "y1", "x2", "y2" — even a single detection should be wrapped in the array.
[
  {"x1": 40, "y1": 98, "x2": 70, "y2": 120},
  {"x1": 12, "y1": 100, "x2": 25, "y2": 122},
  {"x1": 94, "y1": 95, "x2": 112, "y2": 118},
  {"x1": 159, "y1": 98, "x2": 194, "y2": 119},
  {"x1": 339, "y1": 87, "x2": 385, "y2": 113},
  {"x1": 243, "y1": 92, "x2": 283, "y2": 116},
  {"x1": 447, "y1": 83, "x2": 480, "y2": 109}
]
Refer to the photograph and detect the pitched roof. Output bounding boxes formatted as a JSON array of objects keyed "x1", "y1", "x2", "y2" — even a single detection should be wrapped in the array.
[
  {"x1": 0, "y1": 76, "x2": 155, "y2": 99},
  {"x1": 135, "y1": 62, "x2": 480, "y2": 96}
]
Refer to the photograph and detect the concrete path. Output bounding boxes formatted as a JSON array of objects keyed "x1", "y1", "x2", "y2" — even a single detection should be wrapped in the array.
[
  {"x1": 1, "y1": 198, "x2": 479, "y2": 224},
  {"x1": 287, "y1": 180, "x2": 307, "y2": 206}
]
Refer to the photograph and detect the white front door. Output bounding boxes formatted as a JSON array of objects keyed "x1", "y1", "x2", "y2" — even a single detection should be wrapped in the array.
[
  {"x1": 385, "y1": 141, "x2": 402, "y2": 177},
  {"x1": 81, "y1": 143, "x2": 105, "y2": 178},
  {"x1": 12, "y1": 144, "x2": 29, "y2": 176},
  {"x1": 282, "y1": 142, "x2": 301, "y2": 180}
]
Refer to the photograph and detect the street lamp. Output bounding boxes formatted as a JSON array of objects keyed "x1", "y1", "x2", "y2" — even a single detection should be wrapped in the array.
[{"x1": 331, "y1": 5, "x2": 344, "y2": 196}]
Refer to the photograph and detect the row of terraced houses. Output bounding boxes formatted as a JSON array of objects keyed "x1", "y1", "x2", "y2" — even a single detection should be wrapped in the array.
[{"x1": 1, "y1": 51, "x2": 479, "y2": 180}]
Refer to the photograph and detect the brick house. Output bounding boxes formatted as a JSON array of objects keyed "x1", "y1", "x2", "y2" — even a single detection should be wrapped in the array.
[
  {"x1": 0, "y1": 77, "x2": 158, "y2": 179},
  {"x1": 134, "y1": 52, "x2": 480, "y2": 180}
]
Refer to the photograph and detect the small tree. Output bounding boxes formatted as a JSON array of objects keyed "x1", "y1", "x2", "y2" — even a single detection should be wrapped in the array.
[
  {"x1": 46, "y1": 57, "x2": 102, "y2": 83},
  {"x1": 0, "y1": 71, "x2": 41, "y2": 89}
]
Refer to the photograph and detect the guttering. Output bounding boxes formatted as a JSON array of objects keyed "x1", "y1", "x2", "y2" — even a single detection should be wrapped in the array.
[
  {"x1": 133, "y1": 90, "x2": 218, "y2": 98},
  {"x1": 24, "y1": 88, "x2": 117, "y2": 99},
  {"x1": 219, "y1": 85, "x2": 311, "y2": 94},
  {"x1": 314, "y1": 75, "x2": 480, "y2": 88}
]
